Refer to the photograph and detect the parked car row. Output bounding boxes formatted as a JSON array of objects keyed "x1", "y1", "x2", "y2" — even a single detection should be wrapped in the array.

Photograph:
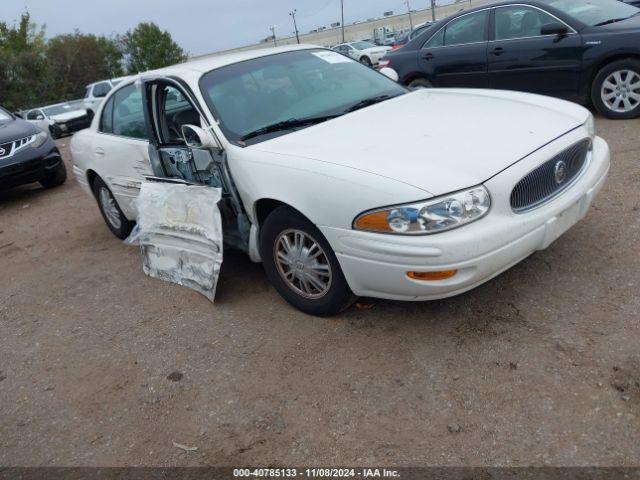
[{"x1": 378, "y1": 0, "x2": 640, "y2": 119}]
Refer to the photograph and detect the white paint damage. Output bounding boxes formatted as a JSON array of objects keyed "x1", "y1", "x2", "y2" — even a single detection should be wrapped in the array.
[{"x1": 127, "y1": 182, "x2": 223, "y2": 302}]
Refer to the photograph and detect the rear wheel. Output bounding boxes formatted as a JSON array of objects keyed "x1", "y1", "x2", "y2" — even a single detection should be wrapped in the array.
[
  {"x1": 408, "y1": 78, "x2": 433, "y2": 90},
  {"x1": 592, "y1": 59, "x2": 640, "y2": 119},
  {"x1": 92, "y1": 176, "x2": 134, "y2": 239},
  {"x1": 360, "y1": 56, "x2": 373, "y2": 67},
  {"x1": 260, "y1": 206, "x2": 356, "y2": 316}
]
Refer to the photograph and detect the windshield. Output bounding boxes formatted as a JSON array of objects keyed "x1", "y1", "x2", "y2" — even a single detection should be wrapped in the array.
[
  {"x1": 351, "y1": 41, "x2": 376, "y2": 50},
  {"x1": 541, "y1": 0, "x2": 639, "y2": 26},
  {"x1": 199, "y1": 49, "x2": 406, "y2": 145},
  {"x1": 0, "y1": 108, "x2": 12, "y2": 123}
]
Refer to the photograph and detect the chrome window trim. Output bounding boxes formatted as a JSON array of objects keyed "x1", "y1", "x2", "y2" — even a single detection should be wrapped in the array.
[
  {"x1": 421, "y1": 7, "x2": 492, "y2": 50},
  {"x1": 492, "y1": 3, "x2": 578, "y2": 42},
  {"x1": 421, "y1": 3, "x2": 578, "y2": 50}
]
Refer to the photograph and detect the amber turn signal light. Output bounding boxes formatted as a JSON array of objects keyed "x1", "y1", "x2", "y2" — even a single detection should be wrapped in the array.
[
  {"x1": 353, "y1": 210, "x2": 393, "y2": 232},
  {"x1": 407, "y1": 270, "x2": 458, "y2": 281}
]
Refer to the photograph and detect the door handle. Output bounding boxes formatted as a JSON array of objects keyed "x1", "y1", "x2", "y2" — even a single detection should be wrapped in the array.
[
  {"x1": 422, "y1": 52, "x2": 434, "y2": 60},
  {"x1": 94, "y1": 147, "x2": 105, "y2": 157},
  {"x1": 491, "y1": 47, "x2": 505, "y2": 56}
]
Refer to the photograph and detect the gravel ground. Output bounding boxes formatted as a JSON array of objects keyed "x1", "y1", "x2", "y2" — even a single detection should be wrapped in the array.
[{"x1": 1, "y1": 116, "x2": 639, "y2": 467}]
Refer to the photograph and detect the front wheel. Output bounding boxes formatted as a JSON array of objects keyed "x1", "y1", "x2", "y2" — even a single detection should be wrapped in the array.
[
  {"x1": 49, "y1": 125, "x2": 62, "y2": 139},
  {"x1": 592, "y1": 59, "x2": 640, "y2": 119},
  {"x1": 40, "y1": 162, "x2": 67, "y2": 188},
  {"x1": 408, "y1": 78, "x2": 433, "y2": 90},
  {"x1": 260, "y1": 206, "x2": 356, "y2": 316}
]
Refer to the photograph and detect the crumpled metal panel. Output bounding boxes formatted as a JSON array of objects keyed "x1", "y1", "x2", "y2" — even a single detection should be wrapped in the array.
[{"x1": 126, "y1": 182, "x2": 223, "y2": 302}]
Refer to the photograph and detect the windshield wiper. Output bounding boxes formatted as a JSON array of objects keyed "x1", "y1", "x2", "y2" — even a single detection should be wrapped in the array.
[
  {"x1": 593, "y1": 17, "x2": 629, "y2": 26},
  {"x1": 239, "y1": 114, "x2": 340, "y2": 142},
  {"x1": 343, "y1": 94, "x2": 396, "y2": 114}
]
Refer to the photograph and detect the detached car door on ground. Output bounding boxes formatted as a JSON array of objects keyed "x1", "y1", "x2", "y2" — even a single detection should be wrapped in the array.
[
  {"x1": 488, "y1": 5, "x2": 583, "y2": 98},
  {"x1": 419, "y1": 9, "x2": 490, "y2": 88}
]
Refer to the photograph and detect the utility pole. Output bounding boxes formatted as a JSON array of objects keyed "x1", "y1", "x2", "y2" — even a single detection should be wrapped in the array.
[
  {"x1": 269, "y1": 25, "x2": 277, "y2": 47},
  {"x1": 430, "y1": 0, "x2": 436, "y2": 22},
  {"x1": 289, "y1": 9, "x2": 300, "y2": 44},
  {"x1": 341, "y1": 0, "x2": 345, "y2": 42},
  {"x1": 405, "y1": 0, "x2": 414, "y2": 29}
]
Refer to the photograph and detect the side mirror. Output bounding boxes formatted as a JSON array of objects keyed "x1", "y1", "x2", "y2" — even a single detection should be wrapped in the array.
[
  {"x1": 36, "y1": 115, "x2": 44, "y2": 120},
  {"x1": 13, "y1": 112, "x2": 23, "y2": 119},
  {"x1": 379, "y1": 67, "x2": 399, "y2": 82},
  {"x1": 541, "y1": 22, "x2": 568, "y2": 36},
  {"x1": 181, "y1": 124, "x2": 220, "y2": 150}
]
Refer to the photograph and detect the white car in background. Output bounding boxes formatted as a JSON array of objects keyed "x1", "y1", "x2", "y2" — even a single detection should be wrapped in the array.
[
  {"x1": 25, "y1": 102, "x2": 92, "y2": 139},
  {"x1": 70, "y1": 45, "x2": 609, "y2": 316},
  {"x1": 332, "y1": 41, "x2": 392, "y2": 66},
  {"x1": 83, "y1": 77, "x2": 130, "y2": 114}
]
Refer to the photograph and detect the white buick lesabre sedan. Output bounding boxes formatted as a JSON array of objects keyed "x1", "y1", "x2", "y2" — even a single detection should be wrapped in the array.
[{"x1": 70, "y1": 45, "x2": 610, "y2": 316}]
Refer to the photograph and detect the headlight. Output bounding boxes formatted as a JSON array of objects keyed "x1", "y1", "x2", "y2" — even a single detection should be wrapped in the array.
[
  {"x1": 353, "y1": 186, "x2": 491, "y2": 235},
  {"x1": 31, "y1": 131, "x2": 49, "y2": 149},
  {"x1": 585, "y1": 114, "x2": 595, "y2": 140}
]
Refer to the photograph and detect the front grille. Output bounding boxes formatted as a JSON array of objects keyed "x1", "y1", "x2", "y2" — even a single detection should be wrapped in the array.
[
  {"x1": 0, "y1": 135, "x2": 35, "y2": 160},
  {"x1": 0, "y1": 141, "x2": 13, "y2": 159},
  {"x1": 510, "y1": 139, "x2": 590, "y2": 212}
]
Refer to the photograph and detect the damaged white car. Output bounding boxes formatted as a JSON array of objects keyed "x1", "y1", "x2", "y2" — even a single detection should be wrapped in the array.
[{"x1": 70, "y1": 45, "x2": 610, "y2": 316}]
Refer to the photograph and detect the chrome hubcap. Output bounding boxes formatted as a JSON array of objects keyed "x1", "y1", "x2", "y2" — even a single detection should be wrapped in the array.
[
  {"x1": 99, "y1": 187, "x2": 122, "y2": 229},
  {"x1": 274, "y1": 229, "x2": 332, "y2": 299},
  {"x1": 601, "y1": 70, "x2": 640, "y2": 113}
]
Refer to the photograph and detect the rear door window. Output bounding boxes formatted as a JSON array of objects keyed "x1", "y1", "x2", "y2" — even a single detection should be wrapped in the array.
[{"x1": 444, "y1": 10, "x2": 489, "y2": 46}]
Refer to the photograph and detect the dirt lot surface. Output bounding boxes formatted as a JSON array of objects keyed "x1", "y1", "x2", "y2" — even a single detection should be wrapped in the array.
[{"x1": 1, "y1": 116, "x2": 639, "y2": 467}]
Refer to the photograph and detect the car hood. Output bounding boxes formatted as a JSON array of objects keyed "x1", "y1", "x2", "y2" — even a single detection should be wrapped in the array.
[
  {"x1": 0, "y1": 118, "x2": 39, "y2": 142},
  {"x1": 50, "y1": 110, "x2": 87, "y2": 122},
  {"x1": 249, "y1": 89, "x2": 589, "y2": 196}
]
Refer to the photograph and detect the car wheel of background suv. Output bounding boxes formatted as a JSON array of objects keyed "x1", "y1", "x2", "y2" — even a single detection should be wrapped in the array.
[
  {"x1": 49, "y1": 125, "x2": 62, "y2": 139},
  {"x1": 92, "y1": 176, "x2": 134, "y2": 239},
  {"x1": 39, "y1": 161, "x2": 67, "y2": 189},
  {"x1": 592, "y1": 59, "x2": 640, "y2": 119},
  {"x1": 259, "y1": 206, "x2": 356, "y2": 316},
  {"x1": 408, "y1": 78, "x2": 433, "y2": 90}
]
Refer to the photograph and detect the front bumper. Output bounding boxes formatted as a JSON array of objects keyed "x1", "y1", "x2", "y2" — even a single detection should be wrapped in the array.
[
  {"x1": 320, "y1": 132, "x2": 610, "y2": 301},
  {"x1": 0, "y1": 138, "x2": 62, "y2": 189},
  {"x1": 55, "y1": 116, "x2": 91, "y2": 135}
]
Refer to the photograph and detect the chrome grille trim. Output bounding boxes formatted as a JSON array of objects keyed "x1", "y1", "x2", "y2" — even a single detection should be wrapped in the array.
[
  {"x1": 0, "y1": 135, "x2": 36, "y2": 160},
  {"x1": 510, "y1": 139, "x2": 591, "y2": 213}
]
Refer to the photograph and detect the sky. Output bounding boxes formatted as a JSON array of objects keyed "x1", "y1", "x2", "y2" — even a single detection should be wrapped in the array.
[{"x1": 1, "y1": 0, "x2": 448, "y2": 56}]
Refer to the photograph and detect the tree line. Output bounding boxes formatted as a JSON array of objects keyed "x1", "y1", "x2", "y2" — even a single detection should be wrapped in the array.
[{"x1": 0, "y1": 12, "x2": 188, "y2": 112}]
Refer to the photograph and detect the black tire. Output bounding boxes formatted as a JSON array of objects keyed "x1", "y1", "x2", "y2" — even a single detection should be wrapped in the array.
[
  {"x1": 408, "y1": 78, "x2": 433, "y2": 90},
  {"x1": 360, "y1": 56, "x2": 373, "y2": 67},
  {"x1": 39, "y1": 161, "x2": 67, "y2": 188},
  {"x1": 591, "y1": 59, "x2": 640, "y2": 119},
  {"x1": 49, "y1": 125, "x2": 62, "y2": 140},
  {"x1": 92, "y1": 176, "x2": 134, "y2": 239},
  {"x1": 260, "y1": 206, "x2": 356, "y2": 316}
]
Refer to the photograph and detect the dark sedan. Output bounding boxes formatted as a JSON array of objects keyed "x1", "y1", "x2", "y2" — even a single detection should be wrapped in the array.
[
  {"x1": 0, "y1": 106, "x2": 66, "y2": 191},
  {"x1": 380, "y1": 0, "x2": 640, "y2": 118}
]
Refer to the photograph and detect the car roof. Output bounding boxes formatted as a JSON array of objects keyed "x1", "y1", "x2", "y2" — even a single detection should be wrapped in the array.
[{"x1": 145, "y1": 44, "x2": 320, "y2": 78}]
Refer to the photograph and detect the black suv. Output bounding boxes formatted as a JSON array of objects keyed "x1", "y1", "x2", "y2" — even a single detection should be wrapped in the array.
[{"x1": 0, "y1": 106, "x2": 66, "y2": 191}]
